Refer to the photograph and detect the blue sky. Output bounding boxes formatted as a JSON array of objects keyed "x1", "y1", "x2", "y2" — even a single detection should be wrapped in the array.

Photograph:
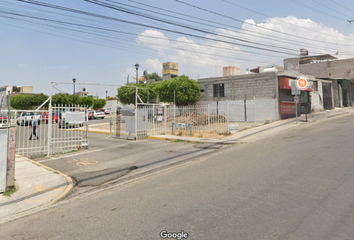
[{"x1": 1, "y1": 0, "x2": 354, "y2": 98}]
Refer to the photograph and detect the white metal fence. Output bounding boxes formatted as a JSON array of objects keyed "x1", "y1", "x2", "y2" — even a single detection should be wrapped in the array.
[
  {"x1": 109, "y1": 100, "x2": 277, "y2": 140},
  {"x1": 0, "y1": 105, "x2": 88, "y2": 158}
]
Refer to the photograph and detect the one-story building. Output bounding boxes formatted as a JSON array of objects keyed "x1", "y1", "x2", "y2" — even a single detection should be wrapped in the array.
[{"x1": 197, "y1": 69, "x2": 318, "y2": 122}]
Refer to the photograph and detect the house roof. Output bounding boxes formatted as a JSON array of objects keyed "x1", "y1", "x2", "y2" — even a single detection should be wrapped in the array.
[{"x1": 299, "y1": 54, "x2": 338, "y2": 64}]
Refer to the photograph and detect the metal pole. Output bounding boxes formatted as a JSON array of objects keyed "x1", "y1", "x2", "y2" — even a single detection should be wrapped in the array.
[
  {"x1": 217, "y1": 85, "x2": 219, "y2": 115},
  {"x1": 152, "y1": 105, "x2": 155, "y2": 135},
  {"x1": 147, "y1": 89, "x2": 149, "y2": 104},
  {"x1": 226, "y1": 100, "x2": 229, "y2": 133},
  {"x1": 296, "y1": 94, "x2": 298, "y2": 124},
  {"x1": 135, "y1": 86, "x2": 138, "y2": 140},
  {"x1": 164, "y1": 105, "x2": 167, "y2": 135},
  {"x1": 174, "y1": 89, "x2": 175, "y2": 105},
  {"x1": 253, "y1": 88, "x2": 256, "y2": 126},
  {"x1": 244, "y1": 93, "x2": 247, "y2": 122},
  {"x1": 7, "y1": 91, "x2": 10, "y2": 123},
  {"x1": 208, "y1": 104, "x2": 210, "y2": 131},
  {"x1": 48, "y1": 83, "x2": 53, "y2": 157}
]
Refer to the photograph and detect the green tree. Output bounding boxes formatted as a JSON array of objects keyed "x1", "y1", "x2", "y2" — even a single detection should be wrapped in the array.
[
  {"x1": 156, "y1": 75, "x2": 200, "y2": 106},
  {"x1": 51, "y1": 93, "x2": 70, "y2": 106},
  {"x1": 144, "y1": 72, "x2": 162, "y2": 82},
  {"x1": 80, "y1": 96, "x2": 94, "y2": 108},
  {"x1": 117, "y1": 82, "x2": 158, "y2": 105},
  {"x1": 10, "y1": 93, "x2": 49, "y2": 110},
  {"x1": 93, "y1": 99, "x2": 106, "y2": 109}
]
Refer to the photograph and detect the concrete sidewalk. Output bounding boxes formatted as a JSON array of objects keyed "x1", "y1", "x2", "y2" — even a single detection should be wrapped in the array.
[{"x1": 0, "y1": 156, "x2": 73, "y2": 222}]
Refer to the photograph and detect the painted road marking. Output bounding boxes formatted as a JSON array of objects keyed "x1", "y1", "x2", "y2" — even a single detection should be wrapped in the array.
[
  {"x1": 67, "y1": 158, "x2": 98, "y2": 166},
  {"x1": 25, "y1": 185, "x2": 63, "y2": 203}
]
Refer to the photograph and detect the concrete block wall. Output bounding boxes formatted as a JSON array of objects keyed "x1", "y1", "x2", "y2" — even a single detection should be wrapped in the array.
[
  {"x1": 300, "y1": 58, "x2": 354, "y2": 80},
  {"x1": 198, "y1": 72, "x2": 277, "y2": 102}
]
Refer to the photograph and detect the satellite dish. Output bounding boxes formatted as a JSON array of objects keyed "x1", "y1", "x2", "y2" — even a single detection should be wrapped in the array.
[{"x1": 143, "y1": 70, "x2": 148, "y2": 76}]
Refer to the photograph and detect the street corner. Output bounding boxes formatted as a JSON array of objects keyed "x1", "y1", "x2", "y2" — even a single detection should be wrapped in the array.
[{"x1": 14, "y1": 156, "x2": 74, "y2": 207}]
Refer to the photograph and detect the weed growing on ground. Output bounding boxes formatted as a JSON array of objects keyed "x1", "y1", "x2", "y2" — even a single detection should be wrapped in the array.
[{"x1": 2, "y1": 186, "x2": 16, "y2": 197}]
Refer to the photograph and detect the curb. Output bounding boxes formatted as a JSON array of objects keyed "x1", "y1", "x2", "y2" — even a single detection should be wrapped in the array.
[
  {"x1": 147, "y1": 136, "x2": 202, "y2": 143},
  {"x1": 16, "y1": 155, "x2": 74, "y2": 207},
  {"x1": 88, "y1": 130, "x2": 110, "y2": 135}
]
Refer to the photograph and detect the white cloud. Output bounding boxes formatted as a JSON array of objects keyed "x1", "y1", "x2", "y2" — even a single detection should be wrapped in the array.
[
  {"x1": 143, "y1": 59, "x2": 162, "y2": 74},
  {"x1": 18, "y1": 64, "x2": 28, "y2": 68},
  {"x1": 137, "y1": 16, "x2": 354, "y2": 79},
  {"x1": 136, "y1": 30, "x2": 170, "y2": 56}
]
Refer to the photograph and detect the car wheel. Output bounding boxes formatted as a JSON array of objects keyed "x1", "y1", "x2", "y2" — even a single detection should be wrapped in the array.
[{"x1": 17, "y1": 121, "x2": 20, "y2": 126}]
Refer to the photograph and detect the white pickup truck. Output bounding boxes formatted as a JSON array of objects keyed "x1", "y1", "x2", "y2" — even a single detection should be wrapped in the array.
[{"x1": 17, "y1": 112, "x2": 41, "y2": 126}]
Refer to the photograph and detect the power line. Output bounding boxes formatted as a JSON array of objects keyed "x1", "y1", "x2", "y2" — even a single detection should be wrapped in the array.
[
  {"x1": 291, "y1": 0, "x2": 347, "y2": 21},
  {"x1": 312, "y1": 0, "x2": 353, "y2": 19},
  {"x1": 220, "y1": 0, "x2": 352, "y2": 41},
  {"x1": 11, "y1": 0, "x2": 301, "y2": 56},
  {"x1": 128, "y1": 0, "x2": 352, "y2": 55},
  {"x1": 330, "y1": 0, "x2": 354, "y2": 15}
]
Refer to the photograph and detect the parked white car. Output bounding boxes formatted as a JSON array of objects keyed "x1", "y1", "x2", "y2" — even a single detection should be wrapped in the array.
[
  {"x1": 94, "y1": 109, "x2": 106, "y2": 119},
  {"x1": 103, "y1": 108, "x2": 112, "y2": 114}
]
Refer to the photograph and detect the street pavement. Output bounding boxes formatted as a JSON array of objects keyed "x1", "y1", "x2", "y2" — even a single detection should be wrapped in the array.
[{"x1": 1, "y1": 107, "x2": 353, "y2": 223}]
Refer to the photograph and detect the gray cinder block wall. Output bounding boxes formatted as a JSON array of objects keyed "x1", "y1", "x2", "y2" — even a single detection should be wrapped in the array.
[
  {"x1": 197, "y1": 72, "x2": 279, "y2": 121},
  {"x1": 198, "y1": 72, "x2": 278, "y2": 101}
]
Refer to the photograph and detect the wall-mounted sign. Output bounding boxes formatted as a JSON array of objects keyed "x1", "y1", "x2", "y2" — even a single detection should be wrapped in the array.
[{"x1": 280, "y1": 102, "x2": 296, "y2": 114}]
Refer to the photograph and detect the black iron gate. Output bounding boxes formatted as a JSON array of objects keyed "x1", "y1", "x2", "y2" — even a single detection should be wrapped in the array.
[{"x1": 322, "y1": 82, "x2": 333, "y2": 109}]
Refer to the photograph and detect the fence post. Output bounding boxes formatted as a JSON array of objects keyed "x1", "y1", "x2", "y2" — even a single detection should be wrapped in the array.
[
  {"x1": 47, "y1": 84, "x2": 53, "y2": 157},
  {"x1": 208, "y1": 104, "x2": 210, "y2": 131},
  {"x1": 152, "y1": 105, "x2": 155, "y2": 135},
  {"x1": 164, "y1": 105, "x2": 167, "y2": 135},
  {"x1": 253, "y1": 88, "x2": 256, "y2": 126},
  {"x1": 135, "y1": 86, "x2": 138, "y2": 141},
  {"x1": 226, "y1": 100, "x2": 229, "y2": 134}
]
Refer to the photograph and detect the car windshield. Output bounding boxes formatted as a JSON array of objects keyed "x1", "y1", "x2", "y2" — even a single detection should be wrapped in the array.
[{"x1": 24, "y1": 112, "x2": 33, "y2": 116}]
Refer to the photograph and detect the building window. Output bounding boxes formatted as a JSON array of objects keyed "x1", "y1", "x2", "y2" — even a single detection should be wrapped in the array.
[
  {"x1": 200, "y1": 89, "x2": 204, "y2": 92},
  {"x1": 213, "y1": 84, "x2": 224, "y2": 98}
]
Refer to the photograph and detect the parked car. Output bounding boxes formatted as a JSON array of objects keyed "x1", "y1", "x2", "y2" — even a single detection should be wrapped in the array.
[
  {"x1": 93, "y1": 109, "x2": 106, "y2": 119},
  {"x1": 88, "y1": 109, "x2": 94, "y2": 120},
  {"x1": 0, "y1": 114, "x2": 8, "y2": 124},
  {"x1": 17, "y1": 112, "x2": 41, "y2": 126},
  {"x1": 103, "y1": 108, "x2": 112, "y2": 114},
  {"x1": 41, "y1": 113, "x2": 59, "y2": 124}
]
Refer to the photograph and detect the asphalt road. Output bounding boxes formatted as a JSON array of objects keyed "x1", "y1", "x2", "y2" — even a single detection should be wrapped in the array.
[
  {"x1": 36, "y1": 130, "x2": 220, "y2": 197},
  {"x1": 2, "y1": 114, "x2": 354, "y2": 239}
]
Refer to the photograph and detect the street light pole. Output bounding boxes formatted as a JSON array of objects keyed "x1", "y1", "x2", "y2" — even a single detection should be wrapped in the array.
[
  {"x1": 72, "y1": 78, "x2": 76, "y2": 107},
  {"x1": 135, "y1": 63, "x2": 139, "y2": 84}
]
